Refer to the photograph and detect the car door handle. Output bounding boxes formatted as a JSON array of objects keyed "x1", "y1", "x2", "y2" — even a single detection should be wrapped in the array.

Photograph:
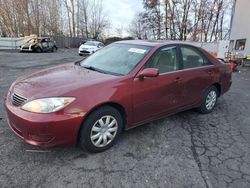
[
  {"x1": 207, "y1": 70, "x2": 213, "y2": 75},
  {"x1": 175, "y1": 77, "x2": 183, "y2": 82}
]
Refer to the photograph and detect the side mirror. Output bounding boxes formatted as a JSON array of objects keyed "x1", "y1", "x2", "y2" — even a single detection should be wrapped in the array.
[{"x1": 137, "y1": 68, "x2": 159, "y2": 79}]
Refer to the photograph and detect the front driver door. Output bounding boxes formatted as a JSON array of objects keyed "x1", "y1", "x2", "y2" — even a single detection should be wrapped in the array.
[{"x1": 132, "y1": 45, "x2": 183, "y2": 125}]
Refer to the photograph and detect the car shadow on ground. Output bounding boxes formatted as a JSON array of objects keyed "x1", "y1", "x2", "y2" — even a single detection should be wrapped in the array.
[{"x1": 8, "y1": 108, "x2": 199, "y2": 159}]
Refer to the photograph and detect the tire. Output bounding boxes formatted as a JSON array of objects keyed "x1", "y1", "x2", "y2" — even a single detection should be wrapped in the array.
[
  {"x1": 79, "y1": 106, "x2": 123, "y2": 153},
  {"x1": 197, "y1": 86, "x2": 218, "y2": 114},
  {"x1": 35, "y1": 47, "x2": 42, "y2": 53},
  {"x1": 51, "y1": 46, "x2": 57, "y2": 52}
]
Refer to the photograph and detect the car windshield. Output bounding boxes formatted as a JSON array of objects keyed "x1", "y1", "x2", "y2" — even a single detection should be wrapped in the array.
[
  {"x1": 80, "y1": 44, "x2": 152, "y2": 75},
  {"x1": 84, "y1": 41, "x2": 97, "y2": 46}
]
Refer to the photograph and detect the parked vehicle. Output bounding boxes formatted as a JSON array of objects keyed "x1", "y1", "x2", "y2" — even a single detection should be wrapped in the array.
[
  {"x1": 4, "y1": 40, "x2": 232, "y2": 152},
  {"x1": 20, "y1": 37, "x2": 57, "y2": 53},
  {"x1": 78, "y1": 41, "x2": 104, "y2": 56}
]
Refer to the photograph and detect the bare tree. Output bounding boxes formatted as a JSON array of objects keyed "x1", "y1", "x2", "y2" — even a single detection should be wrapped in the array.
[
  {"x1": 0, "y1": 0, "x2": 233, "y2": 41},
  {"x1": 0, "y1": 0, "x2": 62, "y2": 37},
  {"x1": 79, "y1": 0, "x2": 90, "y2": 38},
  {"x1": 128, "y1": 13, "x2": 145, "y2": 39},
  {"x1": 143, "y1": 0, "x2": 163, "y2": 39},
  {"x1": 137, "y1": 0, "x2": 235, "y2": 42},
  {"x1": 87, "y1": 0, "x2": 109, "y2": 39},
  {"x1": 63, "y1": 0, "x2": 73, "y2": 37}
]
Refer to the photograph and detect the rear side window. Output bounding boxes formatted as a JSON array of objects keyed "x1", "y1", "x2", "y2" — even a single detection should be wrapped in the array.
[
  {"x1": 98, "y1": 43, "x2": 104, "y2": 47},
  {"x1": 180, "y1": 46, "x2": 211, "y2": 69}
]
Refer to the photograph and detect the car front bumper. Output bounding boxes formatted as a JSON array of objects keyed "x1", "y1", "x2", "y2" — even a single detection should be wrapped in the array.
[
  {"x1": 20, "y1": 48, "x2": 33, "y2": 52},
  {"x1": 78, "y1": 49, "x2": 93, "y2": 55},
  {"x1": 4, "y1": 94, "x2": 84, "y2": 147}
]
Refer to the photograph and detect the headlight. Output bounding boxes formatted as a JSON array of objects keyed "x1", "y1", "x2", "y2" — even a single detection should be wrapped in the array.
[{"x1": 21, "y1": 97, "x2": 75, "y2": 113}]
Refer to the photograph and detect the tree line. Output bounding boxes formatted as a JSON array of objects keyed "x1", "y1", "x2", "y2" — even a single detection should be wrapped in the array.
[
  {"x1": 129, "y1": 0, "x2": 234, "y2": 42},
  {"x1": 0, "y1": 0, "x2": 234, "y2": 42},
  {"x1": 0, "y1": 0, "x2": 109, "y2": 39}
]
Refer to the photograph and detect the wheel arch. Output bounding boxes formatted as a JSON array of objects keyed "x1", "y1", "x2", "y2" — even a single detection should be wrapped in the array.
[
  {"x1": 213, "y1": 83, "x2": 221, "y2": 97},
  {"x1": 77, "y1": 102, "x2": 127, "y2": 143}
]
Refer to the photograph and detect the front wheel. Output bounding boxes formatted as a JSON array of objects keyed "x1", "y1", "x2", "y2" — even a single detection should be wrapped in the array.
[
  {"x1": 79, "y1": 106, "x2": 123, "y2": 153},
  {"x1": 197, "y1": 86, "x2": 218, "y2": 114}
]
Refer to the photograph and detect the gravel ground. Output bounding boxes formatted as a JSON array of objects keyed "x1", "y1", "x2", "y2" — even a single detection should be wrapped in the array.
[{"x1": 0, "y1": 49, "x2": 250, "y2": 188}]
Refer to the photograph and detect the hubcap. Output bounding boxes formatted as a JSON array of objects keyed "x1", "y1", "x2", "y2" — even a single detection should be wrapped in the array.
[
  {"x1": 90, "y1": 115, "x2": 118, "y2": 148},
  {"x1": 205, "y1": 90, "x2": 217, "y2": 110}
]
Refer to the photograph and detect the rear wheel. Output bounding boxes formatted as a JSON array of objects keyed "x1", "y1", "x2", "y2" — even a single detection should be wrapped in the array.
[
  {"x1": 35, "y1": 47, "x2": 42, "y2": 53},
  {"x1": 79, "y1": 106, "x2": 123, "y2": 153},
  {"x1": 197, "y1": 86, "x2": 218, "y2": 114},
  {"x1": 51, "y1": 46, "x2": 57, "y2": 52}
]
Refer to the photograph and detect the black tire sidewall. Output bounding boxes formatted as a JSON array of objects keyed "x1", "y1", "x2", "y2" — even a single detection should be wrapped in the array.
[
  {"x1": 35, "y1": 47, "x2": 42, "y2": 53},
  {"x1": 52, "y1": 46, "x2": 57, "y2": 52},
  {"x1": 198, "y1": 86, "x2": 218, "y2": 114},
  {"x1": 79, "y1": 106, "x2": 123, "y2": 153}
]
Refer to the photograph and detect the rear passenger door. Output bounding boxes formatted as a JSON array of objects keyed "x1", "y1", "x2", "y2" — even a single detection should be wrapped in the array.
[{"x1": 178, "y1": 45, "x2": 215, "y2": 107}]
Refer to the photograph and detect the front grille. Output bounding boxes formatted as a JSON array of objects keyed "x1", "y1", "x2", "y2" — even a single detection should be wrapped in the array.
[
  {"x1": 11, "y1": 93, "x2": 28, "y2": 106},
  {"x1": 80, "y1": 50, "x2": 90, "y2": 53}
]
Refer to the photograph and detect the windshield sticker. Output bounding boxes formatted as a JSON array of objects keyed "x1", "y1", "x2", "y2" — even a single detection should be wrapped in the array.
[{"x1": 128, "y1": 48, "x2": 146, "y2": 54}]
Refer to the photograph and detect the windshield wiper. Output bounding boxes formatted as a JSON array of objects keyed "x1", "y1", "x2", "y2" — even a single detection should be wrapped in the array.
[
  {"x1": 82, "y1": 65, "x2": 107, "y2": 74},
  {"x1": 82, "y1": 65, "x2": 124, "y2": 76}
]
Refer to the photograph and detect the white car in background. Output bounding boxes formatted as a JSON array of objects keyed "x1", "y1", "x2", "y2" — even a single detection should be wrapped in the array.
[{"x1": 78, "y1": 41, "x2": 104, "y2": 56}]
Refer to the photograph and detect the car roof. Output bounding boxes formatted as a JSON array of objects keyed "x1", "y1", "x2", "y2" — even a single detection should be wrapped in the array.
[
  {"x1": 115, "y1": 40, "x2": 199, "y2": 48},
  {"x1": 86, "y1": 40, "x2": 101, "y2": 43},
  {"x1": 32, "y1": 37, "x2": 49, "y2": 39}
]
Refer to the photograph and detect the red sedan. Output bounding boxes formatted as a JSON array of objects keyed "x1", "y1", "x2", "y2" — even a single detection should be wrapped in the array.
[{"x1": 4, "y1": 40, "x2": 232, "y2": 152}]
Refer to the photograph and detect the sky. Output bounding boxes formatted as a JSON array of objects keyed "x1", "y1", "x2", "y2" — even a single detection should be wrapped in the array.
[{"x1": 102, "y1": 0, "x2": 144, "y2": 37}]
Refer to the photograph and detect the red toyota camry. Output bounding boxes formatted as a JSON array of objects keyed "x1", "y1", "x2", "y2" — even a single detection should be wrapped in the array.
[{"x1": 4, "y1": 40, "x2": 232, "y2": 152}]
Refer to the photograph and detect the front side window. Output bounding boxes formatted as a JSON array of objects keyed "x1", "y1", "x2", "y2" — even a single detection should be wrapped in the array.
[
  {"x1": 180, "y1": 46, "x2": 211, "y2": 69},
  {"x1": 235, "y1": 39, "x2": 246, "y2": 50},
  {"x1": 145, "y1": 46, "x2": 178, "y2": 74},
  {"x1": 80, "y1": 44, "x2": 152, "y2": 75}
]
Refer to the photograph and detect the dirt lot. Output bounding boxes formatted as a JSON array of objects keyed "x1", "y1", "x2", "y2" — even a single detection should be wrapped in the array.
[{"x1": 0, "y1": 49, "x2": 250, "y2": 188}]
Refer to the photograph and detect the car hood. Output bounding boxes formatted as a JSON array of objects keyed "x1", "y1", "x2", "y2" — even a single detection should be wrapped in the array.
[{"x1": 11, "y1": 63, "x2": 118, "y2": 99}]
